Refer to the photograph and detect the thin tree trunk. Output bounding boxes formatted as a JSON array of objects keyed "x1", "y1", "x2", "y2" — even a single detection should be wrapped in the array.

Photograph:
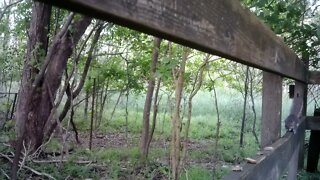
[
  {"x1": 240, "y1": 66, "x2": 250, "y2": 147},
  {"x1": 89, "y1": 78, "x2": 96, "y2": 150},
  {"x1": 10, "y1": 93, "x2": 17, "y2": 119},
  {"x1": 140, "y1": 37, "x2": 161, "y2": 160},
  {"x1": 5, "y1": 74, "x2": 13, "y2": 121},
  {"x1": 94, "y1": 78, "x2": 99, "y2": 129},
  {"x1": 181, "y1": 54, "x2": 209, "y2": 166},
  {"x1": 180, "y1": 95, "x2": 187, "y2": 123},
  {"x1": 125, "y1": 54, "x2": 130, "y2": 139},
  {"x1": 84, "y1": 89, "x2": 89, "y2": 120},
  {"x1": 171, "y1": 47, "x2": 189, "y2": 180},
  {"x1": 70, "y1": 104, "x2": 80, "y2": 144},
  {"x1": 97, "y1": 79, "x2": 110, "y2": 129},
  {"x1": 44, "y1": 23, "x2": 104, "y2": 139},
  {"x1": 249, "y1": 68, "x2": 259, "y2": 146},
  {"x1": 212, "y1": 80, "x2": 221, "y2": 159},
  {"x1": 147, "y1": 79, "x2": 161, "y2": 154},
  {"x1": 109, "y1": 91, "x2": 123, "y2": 122},
  {"x1": 162, "y1": 92, "x2": 172, "y2": 134},
  {"x1": 125, "y1": 89, "x2": 129, "y2": 139}
]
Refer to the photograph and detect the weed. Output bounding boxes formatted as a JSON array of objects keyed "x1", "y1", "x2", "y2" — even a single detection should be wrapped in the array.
[{"x1": 181, "y1": 166, "x2": 213, "y2": 180}]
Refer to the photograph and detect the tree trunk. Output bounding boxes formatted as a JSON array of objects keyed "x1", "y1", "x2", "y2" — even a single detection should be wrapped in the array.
[
  {"x1": 84, "y1": 89, "x2": 89, "y2": 120},
  {"x1": 109, "y1": 91, "x2": 123, "y2": 122},
  {"x1": 15, "y1": 2, "x2": 52, "y2": 150},
  {"x1": 212, "y1": 80, "x2": 221, "y2": 159},
  {"x1": 13, "y1": 2, "x2": 91, "y2": 178},
  {"x1": 240, "y1": 66, "x2": 250, "y2": 147},
  {"x1": 140, "y1": 37, "x2": 161, "y2": 160},
  {"x1": 249, "y1": 68, "x2": 259, "y2": 146},
  {"x1": 10, "y1": 93, "x2": 17, "y2": 119},
  {"x1": 125, "y1": 57, "x2": 130, "y2": 139},
  {"x1": 89, "y1": 78, "x2": 96, "y2": 150},
  {"x1": 171, "y1": 47, "x2": 189, "y2": 180},
  {"x1": 44, "y1": 23, "x2": 103, "y2": 139},
  {"x1": 162, "y1": 92, "x2": 172, "y2": 134},
  {"x1": 70, "y1": 105, "x2": 80, "y2": 143},
  {"x1": 147, "y1": 79, "x2": 161, "y2": 154},
  {"x1": 5, "y1": 74, "x2": 13, "y2": 121},
  {"x1": 97, "y1": 79, "x2": 110, "y2": 129},
  {"x1": 181, "y1": 54, "x2": 209, "y2": 166},
  {"x1": 94, "y1": 78, "x2": 99, "y2": 129}
]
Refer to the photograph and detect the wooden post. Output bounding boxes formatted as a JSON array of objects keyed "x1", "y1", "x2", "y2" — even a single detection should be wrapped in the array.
[
  {"x1": 261, "y1": 71, "x2": 282, "y2": 147},
  {"x1": 286, "y1": 80, "x2": 306, "y2": 178},
  {"x1": 287, "y1": 141, "x2": 299, "y2": 180},
  {"x1": 307, "y1": 108, "x2": 320, "y2": 172},
  {"x1": 295, "y1": 81, "x2": 307, "y2": 170}
]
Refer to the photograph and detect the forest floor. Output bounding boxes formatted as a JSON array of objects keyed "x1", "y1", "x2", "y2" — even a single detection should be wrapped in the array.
[
  {"x1": 58, "y1": 131, "x2": 227, "y2": 179},
  {"x1": 1, "y1": 130, "x2": 320, "y2": 179},
  {"x1": 0, "y1": 130, "x2": 231, "y2": 179},
  {"x1": 77, "y1": 132, "x2": 219, "y2": 168},
  {"x1": 1, "y1": 90, "x2": 319, "y2": 179}
]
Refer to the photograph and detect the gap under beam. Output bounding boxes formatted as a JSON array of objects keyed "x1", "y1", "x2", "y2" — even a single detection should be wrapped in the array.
[
  {"x1": 306, "y1": 116, "x2": 320, "y2": 130},
  {"x1": 308, "y1": 71, "x2": 320, "y2": 84}
]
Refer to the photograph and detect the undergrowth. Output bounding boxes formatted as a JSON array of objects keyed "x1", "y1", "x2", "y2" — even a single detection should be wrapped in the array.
[{"x1": 0, "y1": 88, "x2": 272, "y2": 179}]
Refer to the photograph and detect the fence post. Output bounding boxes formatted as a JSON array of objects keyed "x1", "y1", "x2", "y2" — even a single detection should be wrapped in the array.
[
  {"x1": 261, "y1": 71, "x2": 282, "y2": 147},
  {"x1": 297, "y1": 81, "x2": 307, "y2": 170},
  {"x1": 287, "y1": 81, "x2": 306, "y2": 178}
]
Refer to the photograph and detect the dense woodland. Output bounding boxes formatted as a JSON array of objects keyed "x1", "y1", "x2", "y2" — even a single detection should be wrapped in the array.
[{"x1": 0, "y1": 0, "x2": 320, "y2": 179}]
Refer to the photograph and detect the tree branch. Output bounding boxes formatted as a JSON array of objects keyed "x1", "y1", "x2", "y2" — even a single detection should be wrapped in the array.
[
  {"x1": 32, "y1": 12, "x2": 74, "y2": 88},
  {"x1": 0, "y1": 0, "x2": 23, "y2": 21},
  {"x1": 0, "y1": 153, "x2": 56, "y2": 180}
]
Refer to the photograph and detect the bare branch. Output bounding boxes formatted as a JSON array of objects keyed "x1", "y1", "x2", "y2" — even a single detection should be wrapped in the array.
[
  {"x1": 0, "y1": 153, "x2": 56, "y2": 180},
  {"x1": 0, "y1": 0, "x2": 23, "y2": 21},
  {"x1": 0, "y1": 168, "x2": 9, "y2": 179}
]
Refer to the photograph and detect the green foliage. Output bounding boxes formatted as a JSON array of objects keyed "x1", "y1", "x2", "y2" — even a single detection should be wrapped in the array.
[
  {"x1": 28, "y1": 162, "x2": 99, "y2": 179},
  {"x1": 297, "y1": 170, "x2": 320, "y2": 180},
  {"x1": 44, "y1": 138, "x2": 63, "y2": 152},
  {"x1": 181, "y1": 166, "x2": 213, "y2": 180},
  {"x1": 242, "y1": 0, "x2": 320, "y2": 65}
]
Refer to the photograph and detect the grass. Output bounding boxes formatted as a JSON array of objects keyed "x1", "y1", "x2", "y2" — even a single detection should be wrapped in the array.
[
  {"x1": 69, "y1": 88, "x2": 262, "y2": 179},
  {"x1": 65, "y1": 88, "x2": 261, "y2": 178},
  {"x1": 1, "y1": 86, "x2": 308, "y2": 179}
]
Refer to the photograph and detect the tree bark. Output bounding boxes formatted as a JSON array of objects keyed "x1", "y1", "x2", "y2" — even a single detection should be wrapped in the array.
[
  {"x1": 97, "y1": 79, "x2": 110, "y2": 129},
  {"x1": 44, "y1": 23, "x2": 103, "y2": 139},
  {"x1": 171, "y1": 47, "x2": 189, "y2": 180},
  {"x1": 13, "y1": 3, "x2": 91, "y2": 178},
  {"x1": 240, "y1": 66, "x2": 250, "y2": 147},
  {"x1": 212, "y1": 79, "x2": 221, "y2": 159},
  {"x1": 147, "y1": 79, "x2": 161, "y2": 154},
  {"x1": 84, "y1": 89, "x2": 89, "y2": 119},
  {"x1": 249, "y1": 68, "x2": 259, "y2": 146},
  {"x1": 12, "y1": 3, "x2": 52, "y2": 179},
  {"x1": 108, "y1": 91, "x2": 123, "y2": 122},
  {"x1": 181, "y1": 54, "x2": 209, "y2": 166},
  {"x1": 89, "y1": 78, "x2": 96, "y2": 150},
  {"x1": 139, "y1": 37, "x2": 161, "y2": 160},
  {"x1": 15, "y1": 1, "x2": 52, "y2": 150}
]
